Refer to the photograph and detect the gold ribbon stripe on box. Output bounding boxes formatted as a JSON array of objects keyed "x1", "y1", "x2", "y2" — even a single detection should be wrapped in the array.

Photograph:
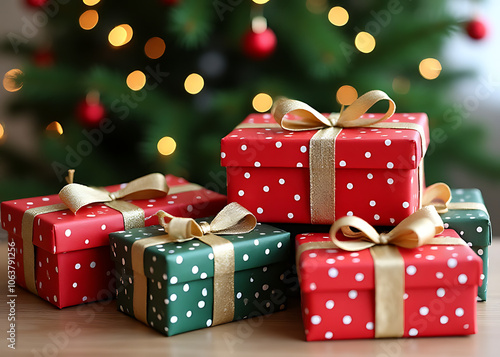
[
  {"x1": 21, "y1": 173, "x2": 201, "y2": 296},
  {"x1": 130, "y1": 202, "x2": 256, "y2": 327},
  {"x1": 422, "y1": 182, "x2": 489, "y2": 215},
  {"x1": 295, "y1": 206, "x2": 466, "y2": 338},
  {"x1": 236, "y1": 90, "x2": 426, "y2": 224}
]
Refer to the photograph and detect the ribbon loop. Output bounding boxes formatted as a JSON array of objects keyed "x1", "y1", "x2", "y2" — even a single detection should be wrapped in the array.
[{"x1": 422, "y1": 182, "x2": 452, "y2": 213}]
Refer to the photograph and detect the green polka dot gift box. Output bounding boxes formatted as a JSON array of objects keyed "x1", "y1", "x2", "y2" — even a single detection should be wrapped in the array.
[{"x1": 109, "y1": 207, "x2": 290, "y2": 336}]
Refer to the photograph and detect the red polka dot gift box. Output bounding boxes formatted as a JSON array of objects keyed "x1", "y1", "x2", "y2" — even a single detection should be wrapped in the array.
[
  {"x1": 1, "y1": 174, "x2": 226, "y2": 308},
  {"x1": 221, "y1": 91, "x2": 430, "y2": 226},
  {"x1": 296, "y1": 207, "x2": 482, "y2": 341}
]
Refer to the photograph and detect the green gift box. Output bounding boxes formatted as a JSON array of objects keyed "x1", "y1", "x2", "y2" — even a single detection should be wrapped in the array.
[
  {"x1": 439, "y1": 188, "x2": 491, "y2": 301},
  {"x1": 109, "y1": 214, "x2": 290, "y2": 336}
]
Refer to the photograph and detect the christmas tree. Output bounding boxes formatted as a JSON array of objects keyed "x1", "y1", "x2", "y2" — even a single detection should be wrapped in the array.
[{"x1": 0, "y1": 0, "x2": 495, "y2": 199}]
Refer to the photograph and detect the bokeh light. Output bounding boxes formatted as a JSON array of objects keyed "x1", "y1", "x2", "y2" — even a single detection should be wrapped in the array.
[
  {"x1": 79, "y1": 10, "x2": 99, "y2": 30},
  {"x1": 184, "y1": 73, "x2": 204, "y2": 95},
  {"x1": 419, "y1": 58, "x2": 442, "y2": 80},
  {"x1": 126, "y1": 70, "x2": 146, "y2": 91},
  {"x1": 336, "y1": 85, "x2": 358, "y2": 106},
  {"x1": 0, "y1": 123, "x2": 4, "y2": 140},
  {"x1": 306, "y1": 0, "x2": 327, "y2": 14},
  {"x1": 46, "y1": 121, "x2": 64, "y2": 135},
  {"x1": 108, "y1": 24, "x2": 133, "y2": 47},
  {"x1": 354, "y1": 32, "x2": 376, "y2": 53},
  {"x1": 392, "y1": 76, "x2": 411, "y2": 94},
  {"x1": 252, "y1": 0, "x2": 270, "y2": 4},
  {"x1": 83, "y1": 0, "x2": 100, "y2": 5},
  {"x1": 157, "y1": 136, "x2": 177, "y2": 156},
  {"x1": 252, "y1": 93, "x2": 273, "y2": 112},
  {"x1": 328, "y1": 6, "x2": 349, "y2": 26},
  {"x1": 3, "y1": 69, "x2": 24, "y2": 92},
  {"x1": 144, "y1": 37, "x2": 166, "y2": 59}
]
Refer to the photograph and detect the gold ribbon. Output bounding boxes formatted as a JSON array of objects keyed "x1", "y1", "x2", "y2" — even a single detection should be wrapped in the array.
[
  {"x1": 296, "y1": 206, "x2": 466, "y2": 338},
  {"x1": 236, "y1": 90, "x2": 426, "y2": 224},
  {"x1": 130, "y1": 202, "x2": 257, "y2": 327},
  {"x1": 422, "y1": 182, "x2": 489, "y2": 215}
]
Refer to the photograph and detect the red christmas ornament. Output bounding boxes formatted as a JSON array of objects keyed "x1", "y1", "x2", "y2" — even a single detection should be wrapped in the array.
[
  {"x1": 25, "y1": 0, "x2": 48, "y2": 7},
  {"x1": 466, "y1": 18, "x2": 488, "y2": 40},
  {"x1": 243, "y1": 27, "x2": 277, "y2": 60},
  {"x1": 76, "y1": 94, "x2": 105, "y2": 127},
  {"x1": 33, "y1": 49, "x2": 54, "y2": 67}
]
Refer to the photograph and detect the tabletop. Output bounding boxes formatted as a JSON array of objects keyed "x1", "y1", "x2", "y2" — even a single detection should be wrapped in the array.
[{"x1": 0, "y1": 238, "x2": 498, "y2": 357}]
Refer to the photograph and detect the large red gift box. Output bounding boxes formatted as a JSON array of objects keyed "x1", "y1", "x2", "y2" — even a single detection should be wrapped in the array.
[
  {"x1": 1, "y1": 175, "x2": 226, "y2": 308},
  {"x1": 296, "y1": 229, "x2": 482, "y2": 341},
  {"x1": 221, "y1": 110, "x2": 429, "y2": 226}
]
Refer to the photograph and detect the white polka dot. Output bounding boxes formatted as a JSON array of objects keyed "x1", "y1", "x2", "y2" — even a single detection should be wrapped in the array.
[
  {"x1": 275, "y1": 141, "x2": 282, "y2": 148},
  {"x1": 72, "y1": 282, "x2": 77, "y2": 288},
  {"x1": 241, "y1": 144, "x2": 247, "y2": 151},
  {"x1": 409, "y1": 328, "x2": 418, "y2": 336},
  {"x1": 325, "y1": 300, "x2": 334, "y2": 309},
  {"x1": 366, "y1": 322, "x2": 374, "y2": 330},
  {"x1": 65, "y1": 229, "x2": 72, "y2": 237},
  {"x1": 296, "y1": 162, "x2": 303, "y2": 167},
  {"x1": 339, "y1": 160, "x2": 346, "y2": 167},
  {"x1": 347, "y1": 211, "x2": 353, "y2": 216},
  {"x1": 325, "y1": 331, "x2": 333, "y2": 339},
  {"x1": 387, "y1": 162, "x2": 394, "y2": 169},
  {"x1": 464, "y1": 324, "x2": 470, "y2": 329},
  {"x1": 221, "y1": 152, "x2": 226, "y2": 158},
  {"x1": 287, "y1": 213, "x2": 294, "y2": 219},
  {"x1": 90, "y1": 261, "x2": 96, "y2": 268},
  {"x1": 385, "y1": 139, "x2": 391, "y2": 146},
  {"x1": 54, "y1": 296, "x2": 58, "y2": 303},
  {"x1": 365, "y1": 151, "x2": 371, "y2": 158},
  {"x1": 311, "y1": 315, "x2": 321, "y2": 325},
  {"x1": 101, "y1": 224, "x2": 106, "y2": 231},
  {"x1": 198, "y1": 301, "x2": 206, "y2": 308},
  {"x1": 254, "y1": 161, "x2": 261, "y2": 167},
  {"x1": 8, "y1": 214, "x2": 11, "y2": 221},
  {"x1": 265, "y1": 249, "x2": 270, "y2": 255},
  {"x1": 206, "y1": 319, "x2": 212, "y2": 327},
  {"x1": 406, "y1": 265, "x2": 417, "y2": 276},
  {"x1": 476, "y1": 226, "x2": 483, "y2": 233},
  {"x1": 176, "y1": 256, "x2": 183, "y2": 264},
  {"x1": 458, "y1": 274, "x2": 468, "y2": 284},
  {"x1": 374, "y1": 214, "x2": 380, "y2": 221},
  {"x1": 42, "y1": 197, "x2": 50, "y2": 201},
  {"x1": 277, "y1": 242, "x2": 282, "y2": 248},
  {"x1": 310, "y1": 283, "x2": 317, "y2": 290},
  {"x1": 478, "y1": 249, "x2": 483, "y2": 255},
  {"x1": 170, "y1": 276, "x2": 178, "y2": 284},
  {"x1": 355, "y1": 273, "x2": 364, "y2": 281},
  {"x1": 238, "y1": 190, "x2": 245, "y2": 196},
  {"x1": 169, "y1": 294, "x2": 178, "y2": 302},
  {"x1": 300, "y1": 145, "x2": 307, "y2": 153},
  {"x1": 157, "y1": 281, "x2": 162, "y2": 289},
  {"x1": 183, "y1": 284, "x2": 190, "y2": 292},
  {"x1": 84, "y1": 239, "x2": 89, "y2": 245},
  {"x1": 447, "y1": 258, "x2": 458, "y2": 268},
  {"x1": 342, "y1": 315, "x2": 352, "y2": 325},
  {"x1": 455, "y1": 308, "x2": 464, "y2": 317},
  {"x1": 369, "y1": 200, "x2": 376, "y2": 207},
  {"x1": 348, "y1": 290, "x2": 358, "y2": 299},
  {"x1": 256, "y1": 207, "x2": 264, "y2": 214},
  {"x1": 294, "y1": 194, "x2": 301, "y2": 201},
  {"x1": 420, "y1": 306, "x2": 429, "y2": 316},
  {"x1": 390, "y1": 218, "x2": 395, "y2": 224},
  {"x1": 263, "y1": 186, "x2": 270, "y2": 192},
  {"x1": 328, "y1": 268, "x2": 338, "y2": 278},
  {"x1": 436, "y1": 272, "x2": 444, "y2": 279},
  {"x1": 243, "y1": 254, "x2": 249, "y2": 261},
  {"x1": 75, "y1": 263, "x2": 81, "y2": 270},
  {"x1": 387, "y1": 178, "x2": 394, "y2": 185},
  {"x1": 402, "y1": 201, "x2": 409, "y2": 209},
  {"x1": 278, "y1": 178, "x2": 285, "y2": 185},
  {"x1": 170, "y1": 316, "x2": 178, "y2": 323},
  {"x1": 243, "y1": 172, "x2": 251, "y2": 180},
  {"x1": 437, "y1": 288, "x2": 445, "y2": 297},
  {"x1": 440, "y1": 316, "x2": 449, "y2": 324},
  {"x1": 200, "y1": 272, "x2": 207, "y2": 279},
  {"x1": 326, "y1": 258, "x2": 335, "y2": 264},
  {"x1": 186, "y1": 311, "x2": 192, "y2": 318},
  {"x1": 347, "y1": 183, "x2": 353, "y2": 190}
]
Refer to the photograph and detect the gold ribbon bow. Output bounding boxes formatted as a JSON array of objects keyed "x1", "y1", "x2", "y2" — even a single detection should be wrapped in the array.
[
  {"x1": 130, "y1": 202, "x2": 257, "y2": 327},
  {"x1": 423, "y1": 182, "x2": 489, "y2": 214},
  {"x1": 297, "y1": 206, "x2": 466, "y2": 338},
  {"x1": 250, "y1": 90, "x2": 425, "y2": 224}
]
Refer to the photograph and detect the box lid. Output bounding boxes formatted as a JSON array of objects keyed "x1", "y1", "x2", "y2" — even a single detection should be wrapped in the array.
[
  {"x1": 297, "y1": 229, "x2": 482, "y2": 294},
  {"x1": 110, "y1": 221, "x2": 290, "y2": 285},
  {"x1": 0, "y1": 175, "x2": 227, "y2": 254},
  {"x1": 221, "y1": 112, "x2": 429, "y2": 170},
  {"x1": 441, "y1": 188, "x2": 491, "y2": 247}
]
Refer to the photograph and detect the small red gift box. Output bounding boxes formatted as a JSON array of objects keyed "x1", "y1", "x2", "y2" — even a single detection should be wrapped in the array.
[
  {"x1": 221, "y1": 92, "x2": 430, "y2": 226},
  {"x1": 296, "y1": 224, "x2": 482, "y2": 341},
  {"x1": 1, "y1": 174, "x2": 226, "y2": 308}
]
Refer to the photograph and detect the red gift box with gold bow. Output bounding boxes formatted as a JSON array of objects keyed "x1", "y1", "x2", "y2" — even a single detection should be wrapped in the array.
[
  {"x1": 221, "y1": 90, "x2": 429, "y2": 226},
  {"x1": 1, "y1": 174, "x2": 226, "y2": 308}
]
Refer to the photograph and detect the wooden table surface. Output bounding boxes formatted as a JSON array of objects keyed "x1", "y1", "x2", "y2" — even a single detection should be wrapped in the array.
[{"x1": 0, "y1": 238, "x2": 498, "y2": 357}]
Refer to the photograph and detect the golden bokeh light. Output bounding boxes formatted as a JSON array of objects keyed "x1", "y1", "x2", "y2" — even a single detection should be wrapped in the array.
[
  {"x1": 336, "y1": 85, "x2": 358, "y2": 106},
  {"x1": 108, "y1": 24, "x2": 133, "y2": 47},
  {"x1": 157, "y1": 136, "x2": 177, "y2": 156},
  {"x1": 126, "y1": 70, "x2": 146, "y2": 91},
  {"x1": 252, "y1": 93, "x2": 273, "y2": 113},
  {"x1": 79, "y1": 10, "x2": 99, "y2": 30},
  {"x1": 83, "y1": 0, "x2": 100, "y2": 5},
  {"x1": 3, "y1": 69, "x2": 24, "y2": 92},
  {"x1": 46, "y1": 121, "x2": 64, "y2": 135},
  {"x1": 252, "y1": 0, "x2": 270, "y2": 4},
  {"x1": 184, "y1": 73, "x2": 204, "y2": 95},
  {"x1": 144, "y1": 37, "x2": 166, "y2": 59},
  {"x1": 0, "y1": 123, "x2": 4, "y2": 140},
  {"x1": 354, "y1": 32, "x2": 376, "y2": 53},
  {"x1": 392, "y1": 76, "x2": 411, "y2": 94},
  {"x1": 306, "y1": 0, "x2": 327, "y2": 14},
  {"x1": 328, "y1": 6, "x2": 349, "y2": 26},
  {"x1": 419, "y1": 58, "x2": 442, "y2": 80}
]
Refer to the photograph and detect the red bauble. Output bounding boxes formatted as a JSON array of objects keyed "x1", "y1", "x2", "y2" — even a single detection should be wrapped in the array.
[
  {"x1": 25, "y1": 0, "x2": 48, "y2": 7},
  {"x1": 76, "y1": 100, "x2": 106, "y2": 127},
  {"x1": 33, "y1": 49, "x2": 54, "y2": 67},
  {"x1": 466, "y1": 19, "x2": 488, "y2": 40},
  {"x1": 243, "y1": 28, "x2": 277, "y2": 60}
]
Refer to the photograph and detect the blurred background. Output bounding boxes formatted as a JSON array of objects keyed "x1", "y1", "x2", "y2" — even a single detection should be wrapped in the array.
[{"x1": 0, "y1": 0, "x2": 499, "y2": 228}]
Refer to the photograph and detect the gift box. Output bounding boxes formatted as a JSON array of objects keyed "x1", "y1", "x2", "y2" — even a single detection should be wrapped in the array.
[
  {"x1": 221, "y1": 91, "x2": 430, "y2": 226},
  {"x1": 440, "y1": 188, "x2": 491, "y2": 301},
  {"x1": 296, "y1": 208, "x2": 482, "y2": 341},
  {"x1": 1, "y1": 174, "x2": 227, "y2": 308},
  {"x1": 109, "y1": 204, "x2": 290, "y2": 336}
]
